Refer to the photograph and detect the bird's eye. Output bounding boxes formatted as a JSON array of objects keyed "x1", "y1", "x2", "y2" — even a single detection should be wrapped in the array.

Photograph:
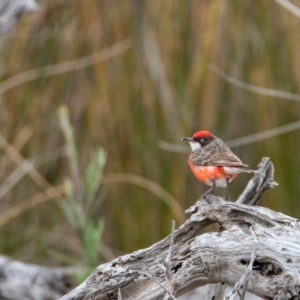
[{"x1": 200, "y1": 138, "x2": 205, "y2": 143}]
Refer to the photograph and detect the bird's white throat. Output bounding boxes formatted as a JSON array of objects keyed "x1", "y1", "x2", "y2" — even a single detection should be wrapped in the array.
[{"x1": 189, "y1": 142, "x2": 201, "y2": 151}]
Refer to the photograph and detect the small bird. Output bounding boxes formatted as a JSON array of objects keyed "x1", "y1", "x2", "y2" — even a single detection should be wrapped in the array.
[{"x1": 182, "y1": 130, "x2": 253, "y2": 200}]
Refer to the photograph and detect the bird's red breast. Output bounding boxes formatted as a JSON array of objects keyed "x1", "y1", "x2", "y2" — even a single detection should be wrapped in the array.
[{"x1": 188, "y1": 158, "x2": 237, "y2": 186}]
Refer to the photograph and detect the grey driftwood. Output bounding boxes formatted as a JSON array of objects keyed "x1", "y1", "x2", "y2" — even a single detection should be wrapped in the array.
[
  {"x1": 0, "y1": 0, "x2": 38, "y2": 35},
  {"x1": 0, "y1": 255, "x2": 74, "y2": 299},
  {"x1": 58, "y1": 158, "x2": 300, "y2": 300}
]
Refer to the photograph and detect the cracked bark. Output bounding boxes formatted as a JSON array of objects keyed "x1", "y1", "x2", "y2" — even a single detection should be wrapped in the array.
[{"x1": 60, "y1": 197, "x2": 300, "y2": 300}]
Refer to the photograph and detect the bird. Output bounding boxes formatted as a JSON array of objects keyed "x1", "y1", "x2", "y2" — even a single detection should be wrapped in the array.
[{"x1": 182, "y1": 130, "x2": 253, "y2": 200}]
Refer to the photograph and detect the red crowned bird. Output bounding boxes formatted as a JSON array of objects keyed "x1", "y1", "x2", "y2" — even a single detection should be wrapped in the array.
[{"x1": 182, "y1": 130, "x2": 253, "y2": 200}]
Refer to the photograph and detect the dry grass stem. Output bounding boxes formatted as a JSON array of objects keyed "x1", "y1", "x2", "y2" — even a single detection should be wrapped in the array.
[
  {"x1": 0, "y1": 133, "x2": 54, "y2": 190},
  {"x1": 158, "y1": 120, "x2": 300, "y2": 153},
  {"x1": 210, "y1": 64, "x2": 300, "y2": 102},
  {"x1": 103, "y1": 173, "x2": 185, "y2": 223},
  {"x1": 0, "y1": 183, "x2": 64, "y2": 228},
  {"x1": 275, "y1": 0, "x2": 300, "y2": 19},
  {"x1": 0, "y1": 39, "x2": 132, "y2": 95}
]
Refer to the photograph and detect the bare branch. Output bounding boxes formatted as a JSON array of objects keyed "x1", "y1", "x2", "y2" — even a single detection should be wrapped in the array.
[{"x1": 237, "y1": 157, "x2": 278, "y2": 205}]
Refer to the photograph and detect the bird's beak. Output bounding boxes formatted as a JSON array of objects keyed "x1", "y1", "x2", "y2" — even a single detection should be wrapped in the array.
[{"x1": 181, "y1": 137, "x2": 194, "y2": 142}]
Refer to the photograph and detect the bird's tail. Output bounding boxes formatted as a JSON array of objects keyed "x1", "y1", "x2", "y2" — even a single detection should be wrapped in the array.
[{"x1": 222, "y1": 166, "x2": 255, "y2": 174}]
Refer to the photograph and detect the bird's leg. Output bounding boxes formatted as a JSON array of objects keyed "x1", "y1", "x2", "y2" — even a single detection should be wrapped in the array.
[
  {"x1": 202, "y1": 181, "x2": 216, "y2": 199},
  {"x1": 225, "y1": 178, "x2": 229, "y2": 201}
]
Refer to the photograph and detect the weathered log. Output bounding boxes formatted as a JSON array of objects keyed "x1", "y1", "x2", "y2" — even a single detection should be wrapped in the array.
[
  {"x1": 0, "y1": 255, "x2": 74, "y2": 299},
  {"x1": 58, "y1": 195, "x2": 300, "y2": 300},
  {"x1": 58, "y1": 158, "x2": 300, "y2": 300}
]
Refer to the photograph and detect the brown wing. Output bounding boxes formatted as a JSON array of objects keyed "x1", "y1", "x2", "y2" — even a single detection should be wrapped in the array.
[{"x1": 190, "y1": 139, "x2": 250, "y2": 169}]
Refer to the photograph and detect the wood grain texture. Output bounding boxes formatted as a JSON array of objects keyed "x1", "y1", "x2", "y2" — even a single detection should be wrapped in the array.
[
  {"x1": 0, "y1": 255, "x2": 74, "y2": 300},
  {"x1": 59, "y1": 196, "x2": 300, "y2": 299}
]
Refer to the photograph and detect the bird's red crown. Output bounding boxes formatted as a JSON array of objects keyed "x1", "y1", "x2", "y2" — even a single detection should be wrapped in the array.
[{"x1": 192, "y1": 130, "x2": 213, "y2": 140}]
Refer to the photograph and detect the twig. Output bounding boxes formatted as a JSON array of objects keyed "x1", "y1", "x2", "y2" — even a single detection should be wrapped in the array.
[
  {"x1": 118, "y1": 288, "x2": 122, "y2": 300},
  {"x1": 224, "y1": 227, "x2": 257, "y2": 300},
  {"x1": 164, "y1": 221, "x2": 176, "y2": 277},
  {"x1": 137, "y1": 222, "x2": 177, "y2": 300},
  {"x1": 273, "y1": 276, "x2": 293, "y2": 300},
  {"x1": 210, "y1": 64, "x2": 300, "y2": 102},
  {"x1": 161, "y1": 220, "x2": 176, "y2": 298},
  {"x1": 138, "y1": 271, "x2": 176, "y2": 300},
  {"x1": 275, "y1": 0, "x2": 300, "y2": 19},
  {"x1": 103, "y1": 173, "x2": 185, "y2": 223},
  {"x1": 250, "y1": 227, "x2": 258, "y2": 244}
]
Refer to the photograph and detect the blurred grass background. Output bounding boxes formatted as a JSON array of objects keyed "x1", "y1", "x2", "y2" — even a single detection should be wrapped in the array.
[{"x1": 0, "y1": 0, "x2": 300, "y2": 270}]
